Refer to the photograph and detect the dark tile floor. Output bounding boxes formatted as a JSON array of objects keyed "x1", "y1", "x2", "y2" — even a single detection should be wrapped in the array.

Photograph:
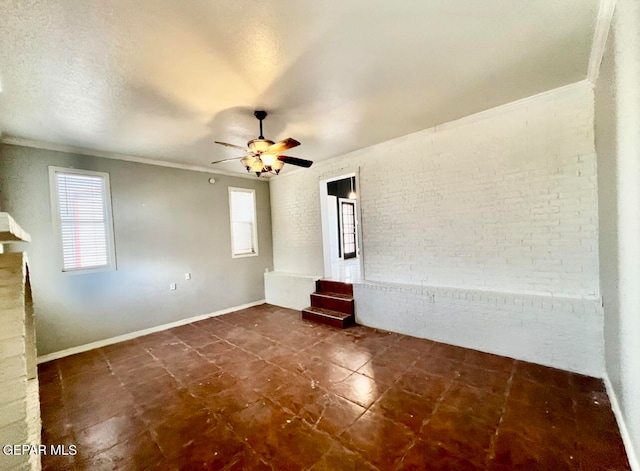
[{"x1": 38, "y1": 304, "x2": 630, "y2": 470}]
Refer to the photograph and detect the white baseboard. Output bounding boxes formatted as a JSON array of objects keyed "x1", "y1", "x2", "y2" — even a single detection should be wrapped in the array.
[
  {"x1": 37, "y1": 299, "x2": 266, "y2": 364},
  {"x1": 604, "y1": 374, "x2": 640, "y2": 471}
]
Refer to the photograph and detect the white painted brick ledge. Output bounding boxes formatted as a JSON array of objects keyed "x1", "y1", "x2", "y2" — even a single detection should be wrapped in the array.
[
  {"x1": 353, "y1": 280, "x2": 604, "y2": 377},
  {"x1": 354, "y1": 280, "x2": 602, "y2": 314}
]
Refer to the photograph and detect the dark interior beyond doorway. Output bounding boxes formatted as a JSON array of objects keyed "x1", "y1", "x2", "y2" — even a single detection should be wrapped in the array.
[{"x1": 327, "y1": 177, "x2": 356, "y2": 258}]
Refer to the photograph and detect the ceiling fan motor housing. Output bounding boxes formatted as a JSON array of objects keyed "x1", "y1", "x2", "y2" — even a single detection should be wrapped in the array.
[{"x1": 247, "y1": 138, "x2": 274, "y2": 153}]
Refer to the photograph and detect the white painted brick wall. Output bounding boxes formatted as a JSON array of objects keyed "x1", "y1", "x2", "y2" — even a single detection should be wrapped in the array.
[
  {"x1": 271, "y1": 173, "x2": 326, "y2": 276},
  {"x1": 269, "y1": 81, "x2": 603, "y2": 375},
  {"x1": 354, "y1": 281, "x2": 603, "y2": 376},
  {"x1": 271, "y1": 81, "x2": 599, "y2": 299},
  {"x1": 0, "y1": 253, "x2": 41, "y2": 471}
]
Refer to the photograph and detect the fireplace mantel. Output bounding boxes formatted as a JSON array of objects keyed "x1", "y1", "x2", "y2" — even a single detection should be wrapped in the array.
[{"x1": 0, "y1": 212, "x2": 31, "y2": 244}]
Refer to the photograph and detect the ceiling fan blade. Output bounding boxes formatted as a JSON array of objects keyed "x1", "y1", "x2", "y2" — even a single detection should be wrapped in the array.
[
  {"x1": 211, "y1": 155, "x2": 249, "y2": 164},
  {"x1": 267, "y1": 138, "x2": 300, "y2": 154},
  {"x1": 214, "y1": 141, "x2": 249, "y2": 152},
  {"x1": 278, "y1": 156, "x2": 313, "y2": 168}
]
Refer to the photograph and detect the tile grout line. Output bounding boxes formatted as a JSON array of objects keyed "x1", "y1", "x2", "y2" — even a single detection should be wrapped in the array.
[
  {"x1": 303, "y1": 340, "x2": 424, "y2": 470},
  {"x1": 40, "y1": 307, "x2": 630, "y2": 470},
  {"x1": 487, "y1": 360, "x2": 518, "y2": 463},
  {"x1": 394, "y1": 365, "x2": 458, "y2": 471}
]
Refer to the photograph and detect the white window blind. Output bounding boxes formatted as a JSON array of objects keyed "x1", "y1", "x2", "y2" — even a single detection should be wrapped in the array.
[
  {"x1": 50, "y1": 168, "x2": 115, "y2": 272},
  {"x1": 229, "y1": 188, "x2": 258, "y2": 257}
]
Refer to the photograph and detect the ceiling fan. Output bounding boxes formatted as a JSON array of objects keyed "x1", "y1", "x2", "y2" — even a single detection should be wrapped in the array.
[{"x1": 211, "y1": 110, "x2": 313, "y2": 177}]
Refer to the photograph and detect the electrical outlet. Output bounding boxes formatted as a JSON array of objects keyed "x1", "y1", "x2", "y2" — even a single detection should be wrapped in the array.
[
  {"x1": 185, "y1": 273, "x2": 191, "y2": 280},
  {"x1": 170, "y1": 283, "x2": 176, "y2": 290}
]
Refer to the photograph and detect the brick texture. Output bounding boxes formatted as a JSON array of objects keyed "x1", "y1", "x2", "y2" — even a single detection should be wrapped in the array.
[
  {"x1": 271, "y1": 82, "x2": 599, "y2": 299},
  {"x1": 269, "y1": 82, "x2": 603, "y2": 375},
  {"x1": 354, "y1": 281, "x2": 602, "y2": 376},
  {"x1": 0, "y1": 253, "x2": 41, "y2": 471}
]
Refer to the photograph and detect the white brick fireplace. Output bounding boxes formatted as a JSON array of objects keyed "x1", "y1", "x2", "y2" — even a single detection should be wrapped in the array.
[{"x1": 0, "y1": 212, "x2": 41, "y2": 471}]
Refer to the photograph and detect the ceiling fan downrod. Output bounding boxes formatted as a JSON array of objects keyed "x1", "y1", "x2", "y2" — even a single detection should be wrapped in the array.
[{"x1": 254, "y1": 110, "x2": 267, "y2": 139}]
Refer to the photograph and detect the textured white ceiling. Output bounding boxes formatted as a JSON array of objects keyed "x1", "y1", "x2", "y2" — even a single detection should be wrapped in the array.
[{"x1": 0, "y1": 0, "x2": 599, "y2": 174}]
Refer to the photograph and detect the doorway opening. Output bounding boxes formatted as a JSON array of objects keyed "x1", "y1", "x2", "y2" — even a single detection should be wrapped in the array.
[{"x1": 319, "y1": 173, "x2": 363, "y2": 283}]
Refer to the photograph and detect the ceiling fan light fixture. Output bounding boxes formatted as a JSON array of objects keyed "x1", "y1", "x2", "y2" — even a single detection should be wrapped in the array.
[
  {"x1": 261, "y1": 153, "x2": 277, "y2": 166},
  {"x1": 271, "y1": 159, "x2": 284, "y2": 173},
  {"x1": 211, "y1": 110, "x2": 312, "y2": 177},
  {"x1": 250, "y1": 160, "x2": 264, "y2": 173},
  {"x1": 241, "y1": 156, "x2": 254, "y2": 170}
]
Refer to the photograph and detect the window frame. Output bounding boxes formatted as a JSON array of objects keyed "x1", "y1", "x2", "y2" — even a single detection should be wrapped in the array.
[
  {"x1": 228, "y1": 187, "x2": 259, "y2": 258},
  {"x1": 49, "y1": 166, "x2": 117, "y2": 274}
]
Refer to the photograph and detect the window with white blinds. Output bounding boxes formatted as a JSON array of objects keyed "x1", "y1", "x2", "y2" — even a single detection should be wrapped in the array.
[
  {"x1": 229, "y1": 187, "x2": 258, "y2": 257},
  {"x1": 49, "y1": 167, "x2": 116, "y2": 272}
]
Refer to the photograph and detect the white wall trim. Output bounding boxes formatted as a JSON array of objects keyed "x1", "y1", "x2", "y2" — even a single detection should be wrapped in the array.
[
  {"x1": 433, "y1": 80, "x2": 592, "y2": 132},
  {"x1": 1, "y1": 136, "x2": 264, "y2": 181},
  {"x1": 48, "y1": 166, "x2": 117, "y2": 274},
  {"x1": 587, "y1": 0, "x2": 617, "y2": 83},
  {"x1": 604, "y1": 374, "x2": 640, "y2": 471},
  {"x1": 36, "y1": 299, "x2": 266, "y2": 364},
  {"x1": 275, "y1": 80, "x2": 593, "y2": 180},
  {"x1": 2, "y1": 85, "x2": 594, "y2": 184},
  {"x1": 319, "y1": 172, "x2": 360, "y2": 278},
  {"x1": 229, "y1": 187, "x2": 260, "y2": 258}
]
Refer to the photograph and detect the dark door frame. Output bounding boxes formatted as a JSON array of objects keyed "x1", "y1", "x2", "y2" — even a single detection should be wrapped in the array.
[
  {"x1": 319, "y1": 171, "x2": 364, "y2": 279},
  {"x1": 339, "y1": 199, "x2": 357, "y2": 259}
]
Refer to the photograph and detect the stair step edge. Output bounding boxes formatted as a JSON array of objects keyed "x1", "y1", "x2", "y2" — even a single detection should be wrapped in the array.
[
  {"x1": 303, "y1": 307, "x2": 353, "y2": 320},
  {"x1": 316, "y1": 280, "x2": 354, "y2": 294},
  {"x1": 312, "y1": 291, "x2": 354, "y2": 300}
]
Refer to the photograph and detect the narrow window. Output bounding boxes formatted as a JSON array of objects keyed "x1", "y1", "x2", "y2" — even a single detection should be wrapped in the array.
[
  {"x1": 49, "y1": 167, "x2": 116, "y2": 273},
  {"x1": 229, "y1": 187, "x2": 258, "y2": 257}
]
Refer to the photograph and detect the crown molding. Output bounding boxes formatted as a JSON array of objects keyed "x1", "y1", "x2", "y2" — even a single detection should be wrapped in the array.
[
  {"x1": 433, "y1": 80, "x2": 592, "y2": 132},
  {"x1": 275, "y1": 80, "x2": 592, "y2": 180},
  {"x1": 3, "y1": 81, "x2": 592, "y2": 185},
  {"x1": 0, "y1": 136, "x2": 267, "y2": 181},
  {"x1": 588, "y1": 0, "x2": 617, "y2": 83}
]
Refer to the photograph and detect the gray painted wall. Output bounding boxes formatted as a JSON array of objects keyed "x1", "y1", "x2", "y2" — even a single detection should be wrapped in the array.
[
  {"x1": 0, "y1": 144, "x2": 273, "y2": 355},
  {"x1": 595, "y1": 1, "x2": 640, "y2": 465}
]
